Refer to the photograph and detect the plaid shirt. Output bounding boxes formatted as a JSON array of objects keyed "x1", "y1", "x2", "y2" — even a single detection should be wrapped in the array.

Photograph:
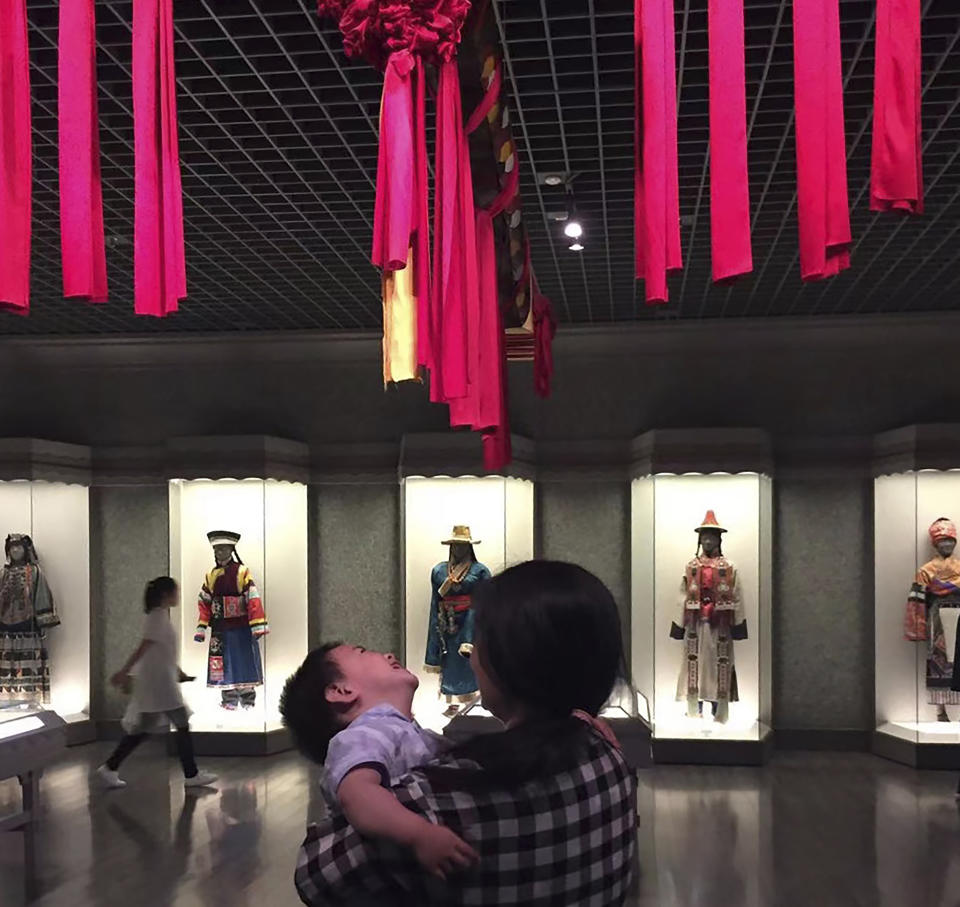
[{"x1": 295, "y1": 729, "x2": 637, "y2": 906}]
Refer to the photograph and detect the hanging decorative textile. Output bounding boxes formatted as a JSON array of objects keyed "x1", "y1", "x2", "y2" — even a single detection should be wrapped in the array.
[
  {"x1": 708, "y1": 0, "x2": 752, "y2": 283},
  {"x1": 792, "y1": 0, "x2": 851, "y2": 280},
  {"x1": 133, "y1": 0, "x2": 186, "y2": 316},
  {"x1": 59, "y1": 0, "x2": 108, "y2": 303},
  {"x1": 0, "y1": 0, "x2": 31, "y2": 313},
  {"x1": 871, "y1": 0, "x2": 923, "y2": 214},
  {"x1": 532, "y1": 270, "x2": 556, "y2": 400},
  {"x1": 634, "y1": 0, "x2": 682, "y2": 304}
]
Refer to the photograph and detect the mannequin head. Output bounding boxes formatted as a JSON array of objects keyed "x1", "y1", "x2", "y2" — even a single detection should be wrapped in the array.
[
  {"x1": 698, "y1": 529, "x2": 723, "y2": 557},
  {"x1": 936, "y1": 537, "x2": 957, "y2": 558},
  {"x1": 4, "y1": 534, "x2": 36, "y2": 566},
  {"x1": 449, "y1": 541, "x2": 474, "y2": 564},
  {"x1": 213, "y1": 544, "x2": 235, "y2": 567}
]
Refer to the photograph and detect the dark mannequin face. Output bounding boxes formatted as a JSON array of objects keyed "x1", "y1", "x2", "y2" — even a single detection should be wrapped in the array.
[
  {"x1": 7, "y1": 544, "x2": 24, "y2": 564},
  {"x1": 699, "y1": 530, "x2": 721, "y2": 556},
  {"x1": 213, "y1": 544, "x2": 234, "y2": 567},
  {"x1": 936, "y1": 538, "x2": 957, "y2": 558},
  {"x1": 449, "y1": 542, "x2": 471, "y2": 562}
]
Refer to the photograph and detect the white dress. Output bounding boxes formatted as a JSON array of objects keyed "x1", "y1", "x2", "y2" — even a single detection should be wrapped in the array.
[{"x1": 121, "y1": 608, "x2": 186, "y2": 733}]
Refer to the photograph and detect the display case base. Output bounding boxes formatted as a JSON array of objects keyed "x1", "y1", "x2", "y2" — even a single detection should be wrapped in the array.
[
  {"x1": 872, "y1": 729, "x2": 960, "y2": 769},
  {"x1": 443, "y1": 712, "x2": 655, "y2": 771},
  {"x1": 170, "y1": 727, "x2": 293, "y2": 757},
  {"x1": 65, "y1": 716, "x2": 96, "y2": 747},
  {"x1": 652, "y1": 726, "x2": 775, "y2": 765}
]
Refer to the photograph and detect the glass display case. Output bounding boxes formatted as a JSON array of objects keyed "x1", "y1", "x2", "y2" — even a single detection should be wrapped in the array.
[
  {"x1": 0, "y1": 479, "x2": 90, "y2": 733},
  {"x1": 631, "y1": 430, "x2": 773, "y2": 763},
  {"x1": 168, "y1": 477, "x2": 307, "y2": 751},
  {"x1": 874, "y1": 467, "x2": 960, "y2": 766},
  {"x1": 402, "y1": 474, "x2": 534, "y2": 732}
]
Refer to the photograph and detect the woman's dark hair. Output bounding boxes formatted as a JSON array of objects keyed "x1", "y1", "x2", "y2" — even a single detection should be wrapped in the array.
[
  {"x1": 144, "y1": 576, "x2": 178, "y2": 612},
  {"x1": 280, "y1": 642, "x2": 346, "y2": 763},
  {"x1": 430, "y1": 560, "x2": 627, "y2": 789}
]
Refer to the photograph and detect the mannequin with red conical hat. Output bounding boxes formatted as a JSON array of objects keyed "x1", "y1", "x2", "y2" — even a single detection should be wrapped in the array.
[
  {"x1": 904, "y1": 517, "x2": 960, "y2": 722},
  {"x1": 669, "y1": 510, "x2": 747, "y2": 724}
]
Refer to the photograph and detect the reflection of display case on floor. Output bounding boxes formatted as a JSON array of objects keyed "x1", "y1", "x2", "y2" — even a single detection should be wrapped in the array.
[
  {"x1": 873, "y1": 426, "x2": 960, "y2": 768},
  {"x1": 167, "y1": 437, "x2": 308, "y2": 755},
  {"x1": 631, "y1": 430, "x2": 774, "y2": 765},
  {"x1": 401, "y1": 434, "x2": 534, "y2": 733},
  {"x1": 0, "y1": 440, "x2": 93, "y2": 746}
]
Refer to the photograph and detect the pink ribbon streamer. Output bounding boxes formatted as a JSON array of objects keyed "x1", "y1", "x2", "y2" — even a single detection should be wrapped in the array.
[
  {"x1": 708, "y1": 0, "x2": 752, "y2": 283},
  {"x1": 793, "y1": 0, "x2": 851, "y2": 280},
  {"x1": 871, "y1": 0, "x2": 923, "y2": 214},
  {"x1": 0, "y1": 0, "x2": 31, "y2": 313},
  {"x1": 133, "y1": 0, "x2": 186, "y2": 316},
  {"x1": 635, "y1": 0, "x2": 683, "y2": 304},
  {"x1": 59, "y1": 0, "x2": 108, "y2": 303}
]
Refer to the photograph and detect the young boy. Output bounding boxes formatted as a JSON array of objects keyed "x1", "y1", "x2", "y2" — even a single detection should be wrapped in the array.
[{"x1": 280, "y1": 643, "x2": 478, "y2": 879}]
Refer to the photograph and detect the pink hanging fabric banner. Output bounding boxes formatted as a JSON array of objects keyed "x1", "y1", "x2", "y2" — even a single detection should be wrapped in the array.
[
  {"x1": 793, "y1": 0, "x2": 851, "y2": 280},
  {"x1": 635, "y1": 0, "x2": 682, "y2": 304},
  {"x1": 133, "y1": 0, "x2": 186, "y2": 316},
  {"x1": 708, "y1": 0, "x2": 752, "y2": 283},
  {"x1": 0, "y1": 0, "x2": 31, "y2": 313},
  {"x1": 871, "y1": 0, "x2": 923, "y2": 214},
  {"x1": 59, "y1": 0, "x2": 108, "y2": 303}
]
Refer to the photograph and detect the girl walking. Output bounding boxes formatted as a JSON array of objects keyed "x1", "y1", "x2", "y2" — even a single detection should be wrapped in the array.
[{"x1": 97, "y1": 576, "x2": 217, "y2": 790}]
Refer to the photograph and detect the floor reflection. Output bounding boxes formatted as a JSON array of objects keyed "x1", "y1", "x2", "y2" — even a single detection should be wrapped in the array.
[{"x1": 1, "y1": 746, "x2": 958, "y2": 907}]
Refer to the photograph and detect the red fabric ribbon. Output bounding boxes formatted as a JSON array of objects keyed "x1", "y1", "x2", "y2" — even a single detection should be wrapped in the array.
[
  {"x1": 708, "y1": 0, "x2": 752, "y2": 283},
  {"x1": 793, "y1": 0, "x2": 851, "y2": 280},
  {"x1": 432, "y1": 59, "x2": 476, "y2": 414},
  {"x1": 133, "y1": 0, "x2": 186, "y2": 316},
  {"x1": 0, "y1": 0, "x2": 31, "y2": 313},
  {"x1": 634, "y1": 0, "x2": 683, "y2": 304},
  {"x1": 59, "y1": 0, "x2": 108, "y2": 303},
  {"x1": 871, "y1": 0, "x2": 923, "y2": 214}
]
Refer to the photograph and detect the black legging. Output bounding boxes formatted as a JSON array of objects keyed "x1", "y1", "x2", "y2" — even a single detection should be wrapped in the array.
[{"x1": 106, "y1": 709, "x2": 198, "y2": 779}]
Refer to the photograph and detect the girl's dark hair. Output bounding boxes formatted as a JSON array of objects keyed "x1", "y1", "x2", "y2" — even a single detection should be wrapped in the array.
[
  {"x1": 144, "y1": 576, "x2": 178, "y2": 612},
  {"x1": 429, "y1": 560, "x2": 627, "y2": 789}
]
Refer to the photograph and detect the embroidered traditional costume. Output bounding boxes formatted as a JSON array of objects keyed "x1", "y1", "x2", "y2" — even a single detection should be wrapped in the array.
[
  {"x1": 905, "y1": 518, "x2": 960, "y2": 704},
  {"x1": 0, "y1": 534, "x2": 59, "y2": 703},
  {"x1": 194, "y1": 531, "x2": 268, "y2": 709},
  {"x1": 670, "y1": 512, "x2": 747, "y2": 723},
  {"x1": 424, "y1": 526, "x2": 490, "y2": 702}
]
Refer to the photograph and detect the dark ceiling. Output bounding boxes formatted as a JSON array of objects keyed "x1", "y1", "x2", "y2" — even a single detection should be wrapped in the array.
[{"x1": 8, "y1": 0, "x2": 960, "y2": 335}]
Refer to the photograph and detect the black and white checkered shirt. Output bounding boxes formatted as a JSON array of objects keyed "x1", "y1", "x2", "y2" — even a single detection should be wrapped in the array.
[{"x1": 295, "y1": 729, "x2": 637, "y2": 906}]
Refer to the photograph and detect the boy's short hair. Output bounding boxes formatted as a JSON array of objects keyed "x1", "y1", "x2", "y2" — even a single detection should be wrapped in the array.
[{"x1": 280, "y1": 642, "x2": 347, "y2": 764}]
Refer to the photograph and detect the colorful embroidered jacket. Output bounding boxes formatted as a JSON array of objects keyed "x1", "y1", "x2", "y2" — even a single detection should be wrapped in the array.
[
  {"x1": 904, "y1": 556, "x2": 960, "y2": 641},
  {"x1": 670, "y1": 555, "x2": 747, "y2": 640},
  {"x1": 0, "y1": 563, "x2": 58, "y2": 632},
  {"x1": 194, "y1": 561, "x2": 268, "y2": 641}
]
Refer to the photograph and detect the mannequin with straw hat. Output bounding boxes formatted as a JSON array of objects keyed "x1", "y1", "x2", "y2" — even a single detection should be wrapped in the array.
[
  {"x1": 668, "y1": 510, "x2": 747, "y2": 725},
  {"x1": 424, "y1": 526, "x2": 491, "y2": 718}
]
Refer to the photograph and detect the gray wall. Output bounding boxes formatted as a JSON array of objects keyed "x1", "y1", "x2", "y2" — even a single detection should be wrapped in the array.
[
  {"x1": 773, "y1": 473, "x2": 874, "y2": 731},
  {"x1": 537, "y1": 481, "x2": 632, "y2": 649},
  {"x1": 90, "y1": 485, "x2": 169, "y2": 721},
  {"x1": 311, "y1": 483, "x2": 402, "y2": 657}
]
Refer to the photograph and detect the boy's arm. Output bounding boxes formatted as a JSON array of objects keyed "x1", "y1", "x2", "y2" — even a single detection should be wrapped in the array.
[{"x1": 337, "y1": 767, "x2": 478, "y2": 879}]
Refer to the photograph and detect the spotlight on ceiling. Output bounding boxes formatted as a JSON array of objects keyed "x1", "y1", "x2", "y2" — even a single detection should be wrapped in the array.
[
  {"x1": 568, "y1": 242, "x2": 584, "y2": 252},
  {"x1": 563, "y1": 220, "x2": 583, "y2": 239}
]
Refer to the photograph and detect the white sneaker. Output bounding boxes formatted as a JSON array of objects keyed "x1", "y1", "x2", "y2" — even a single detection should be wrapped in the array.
[
  {"x1": 184, "y1": 770, "x2": 218, "y2": 788},
  {"x1": 96, "y1": 765, "x2": 127, "y2": 790}
]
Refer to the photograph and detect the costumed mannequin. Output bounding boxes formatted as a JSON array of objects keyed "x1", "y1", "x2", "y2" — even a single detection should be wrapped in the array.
[
  {"x1": 905, "y1": 517, "x2": 960, "y2": 721},
  {"x1": 0, "y1": 534, "x2": 59, "y2": 704},
  {"x1": 670, "y1": 511, "x2": 747, "y2": 724},
  {"x1": 194, "y1": 531, "x2": 268, "y2": 710},
  {"x1": 424, "y1": 526, "x2": 491, "y2": 718}
]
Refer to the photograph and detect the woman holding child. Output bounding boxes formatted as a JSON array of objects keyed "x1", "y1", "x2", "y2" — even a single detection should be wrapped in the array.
[{"x1": 282, "y1": 560, "x2": 637, "y2": 906}]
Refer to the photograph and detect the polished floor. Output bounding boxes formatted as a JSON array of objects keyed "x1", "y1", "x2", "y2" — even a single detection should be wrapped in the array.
[{"x1": 1, "y1": 743, "x2": 958, "y2": 906}]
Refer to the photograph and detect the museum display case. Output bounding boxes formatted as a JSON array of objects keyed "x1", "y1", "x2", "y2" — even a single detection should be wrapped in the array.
[
  {"x1": 631, "y1": 430, "x2": 773, "y2": 763},
  {"x1": 873, "y1": 426, "x2": 960, "y2": 768}
]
